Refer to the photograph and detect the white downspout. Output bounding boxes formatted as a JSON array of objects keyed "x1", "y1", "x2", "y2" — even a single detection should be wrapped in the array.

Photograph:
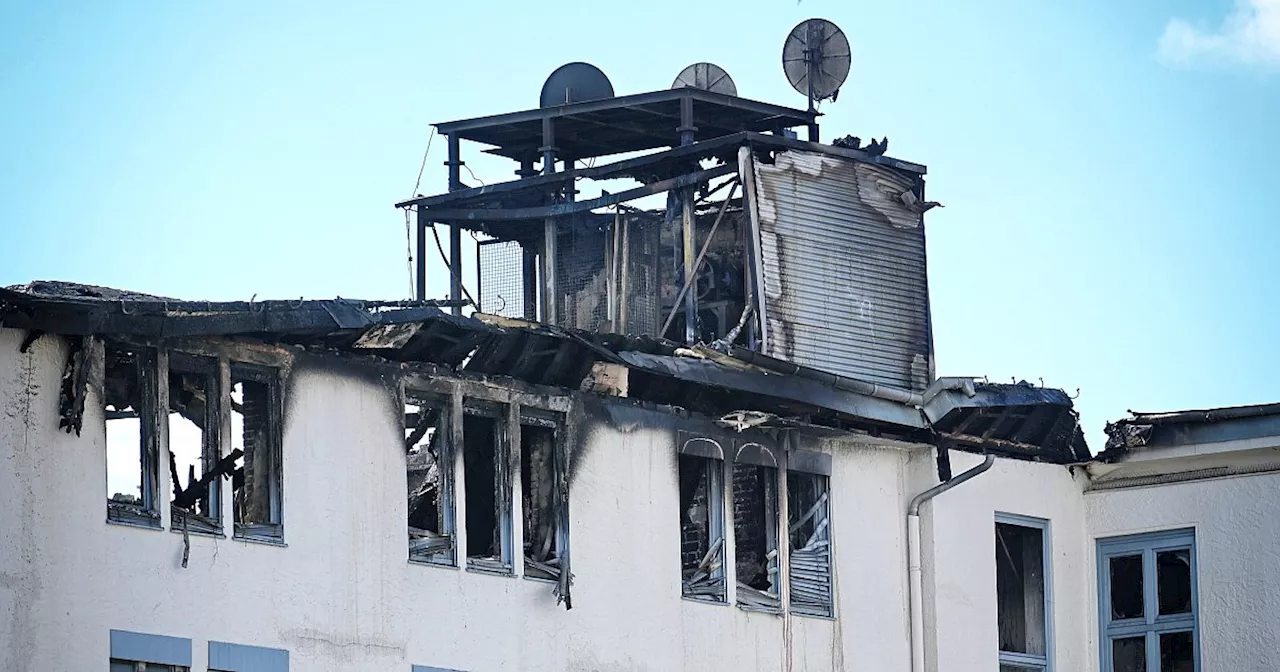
[{"x1": 908, "y1": 453, "x2": 995, "y2": 672}]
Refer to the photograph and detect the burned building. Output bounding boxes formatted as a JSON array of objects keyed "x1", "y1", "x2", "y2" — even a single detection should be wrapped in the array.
[{"x1": 8, "y1": 30, "x2": 1256, "y2": 672}]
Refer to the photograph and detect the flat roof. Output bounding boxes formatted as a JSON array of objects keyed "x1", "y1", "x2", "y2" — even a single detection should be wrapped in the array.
[{"x1": 434, "y1": 88, "x2": 817, "y2": 160}]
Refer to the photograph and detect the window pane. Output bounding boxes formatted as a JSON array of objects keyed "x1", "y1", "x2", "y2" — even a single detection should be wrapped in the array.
[
  {"x1": 1159, "y1": 631, "x2": 1194, "y2": 672},
  {"x1": 999, "y1": 664, "x2": 1046, "y2": 672},
  {"x1": 1157, "y1": 549, "x2": 1193, "y2": 615},
  {"x1": 1112, "y1": 636, "x2": 1147, "y2": 672},
  {"x1": 1110, "y1": 554, "x2": 1144, "y2": 620},
  {"x1": 996, "y1": 522, "x2": 1046, "y2": 656}
]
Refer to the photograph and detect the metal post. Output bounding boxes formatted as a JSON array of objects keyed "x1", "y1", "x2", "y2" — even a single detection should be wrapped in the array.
[
  {"x1": 522, "y1": 246, "x2": 538, "y2": 320},
  {"x1": 517, "y1": 156, "x2": 537, "y2": 179},
  {"x1": 416, "y1": 209, "x2": 428, "y2": 301},
  {"x1": 806, "y1": 21, "x2": 821, "y2": 142},
  {"x1": 679, "y1": 96, "x2": 698, "y2": 343},
  {"x1": 540, "y1": 117, "x2": 558, "y2": 325},
  {"x1": 681, "y1": 190, "x2": 697, "y2": 344},
  {"x1": 446, "y1": 135, "x2": 464, "y2": 315}
]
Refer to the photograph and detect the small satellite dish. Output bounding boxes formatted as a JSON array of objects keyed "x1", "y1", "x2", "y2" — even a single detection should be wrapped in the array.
[
  {"x1": 540, "y1": 62, "x2": 615, "y2": 108},
  {"x1": 672, "y1": 62, "x2": 738, "y2": 96},
  {"x1": 782, "y1": 18, "x2": 851, "y2": 111}
]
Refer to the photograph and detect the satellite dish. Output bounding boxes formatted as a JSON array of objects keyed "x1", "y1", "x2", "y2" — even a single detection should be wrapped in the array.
[
  {"x1": 782, "y1": 18, "x2": 851, "y2": 110},
  {"x1": 672, "y1": 62, "x2": 738, "y2": 96},
  {"x1": 540, "y1": 62, "x2": 615, "y2": 108}
]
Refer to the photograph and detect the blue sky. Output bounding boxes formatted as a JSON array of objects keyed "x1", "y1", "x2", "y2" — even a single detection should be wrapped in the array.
[{"x1": 3, "y1": 0, "x2": 1278, "y2": 451}]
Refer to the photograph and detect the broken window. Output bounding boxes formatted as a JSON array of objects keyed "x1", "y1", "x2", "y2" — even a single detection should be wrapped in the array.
[
  {"x1": 463, "y1": 402, "x2": 512, "y2": 573},
  {"x1": 678, "y1": 434, "x2": 726, "y2": 602},
  {"x1": 230, "y1": 363, "x2": 283, "y2": 542},
  {"x1": 1099, "y1": 529, "x2": 1198, "y2": 672},
  {"x1": 732, "y1": 442, "x2": 780, "y2": 612},
  {"x1": 104, "y1": 343, "x2": 160, "y2": 527},
  {"x1": 520, "y1": 411, "x2": 565, "y2": 582},
  {"x1": 406, "y1": 392, "x2": 454, "y2": 565},
  {"x1": 168, "y1": 353, "x2": 228, "y2": 535},
  {"x1": 787, "y1": 461, "x2": 832, "y2": 617},
  {"x1": 996, "y1": 516, "x2": 1049, "y2": 671}
]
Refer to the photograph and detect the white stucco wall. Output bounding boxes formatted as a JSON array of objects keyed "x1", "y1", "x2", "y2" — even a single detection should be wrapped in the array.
[
  {"x1": 920, "y1": 451, "x2": 1092, "y2": 672},
  {"x1": 1086, "y1": 472, "x2": 1280, "y2": 671},
  {"x1": 0, "y1": 328, "x2": 926, "y2": 671},
  {"x1": 10, "y1": 326, "x2": 1273, "y2": 671}
]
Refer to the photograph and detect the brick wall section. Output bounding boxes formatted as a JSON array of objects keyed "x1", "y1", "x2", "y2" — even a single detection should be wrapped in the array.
[{"x1": 733, "y1": 464, "x2": 766, "y2": 587}]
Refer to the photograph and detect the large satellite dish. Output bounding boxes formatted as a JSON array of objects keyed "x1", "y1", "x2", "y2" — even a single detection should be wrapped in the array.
[
  {"x1": 672, "y1": 62, "x2": 738, "y2": 96},
  {"x1": 540, "y1": 62, "x2": 615, "y2": 108},
  {"x1": 782, "y1": 18, "x2": 851, "y2": 110}
]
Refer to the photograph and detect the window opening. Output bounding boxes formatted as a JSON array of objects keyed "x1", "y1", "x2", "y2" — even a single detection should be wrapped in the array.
[
  {"x1": 105, "y1": 343, "x2": 160, "y2": 526},
  {"x1": 521, "y1": 413, "x2": 562, "y2": 581},
  {"x1": 230, "y1": 364, "x2": 282, "y2": 541},
  {"x1": 463, "y1": 403, "x2": 511, "y2": 572},
  {"x1": 996, "y1": 517, "x2": 1049, "y2": 671},
  {"x1": 1098, "y1": 529, "x2": 1198, "y2": 672},
  {"x1": 406, "y1": 392, "x2": 454, "y2": 564},
  {"x1": 787, "y1": 471, "x2": 832, "y2": 617},
  {"x1": 679, "y1": 448, "x2": 725, "y2": 602},
  {"x1": 733, "y1": 459, "x2": 779, "y2": 611},
  {"x1": 168, "y1": 354, "x2": 228, "y2": 534}
]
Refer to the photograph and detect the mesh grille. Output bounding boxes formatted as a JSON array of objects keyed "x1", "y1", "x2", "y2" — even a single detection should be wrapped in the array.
[
  {"x1": 555, "y1": 214, "x2": 609, "y2": 332},
  {"x1": 622, "y1": 211, "x2": 661, "y2": 337},
  {"x1": 477, "y1": 239, "x2": 527, "y2": 318}
]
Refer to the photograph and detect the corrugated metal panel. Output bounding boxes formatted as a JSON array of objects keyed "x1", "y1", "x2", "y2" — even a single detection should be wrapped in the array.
[{"x1": 750, "y1": 150, "x2": 931, "y2": 390}]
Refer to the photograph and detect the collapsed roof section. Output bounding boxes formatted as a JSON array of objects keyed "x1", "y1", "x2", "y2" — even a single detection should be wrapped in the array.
[
  {"x1": 1102, "y1": 403, "x2": 1280, "y2": 460},
  {"x1": 1, "y1": 281, "x2": 1089, "y2": 463}
]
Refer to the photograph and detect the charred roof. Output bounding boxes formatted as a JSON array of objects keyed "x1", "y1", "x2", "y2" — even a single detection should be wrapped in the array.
[{"x1": 2, "y1": 281, "x2": 1090, "y2": 464}]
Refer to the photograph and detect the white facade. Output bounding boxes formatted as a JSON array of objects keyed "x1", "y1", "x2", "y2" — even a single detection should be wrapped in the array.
[{"x1": 3, "y1": 326, "x2": 1279, "y2": 671}]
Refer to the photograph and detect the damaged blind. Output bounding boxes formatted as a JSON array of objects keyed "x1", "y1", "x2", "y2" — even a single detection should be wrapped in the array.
[{"x1": 788, "y1": 468, "x2": 832, "y2": 617}]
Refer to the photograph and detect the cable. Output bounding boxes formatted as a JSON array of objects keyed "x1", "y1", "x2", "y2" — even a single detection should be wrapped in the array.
[
  {"x1": 410, "y1": 127, "x2": 437, "y2": 198},
  {"x1": 431, "y1": 224, "x2": 477, "y2": 307},
  {"x1": 404, "y1": 209, "x2": 415, "y2": 298},
  {"x1": 405, "y1": 128, "x2": 438, "y2": 298},
  {"x1": 463, "y1": 163, "x2": 485, "y2": 187}
]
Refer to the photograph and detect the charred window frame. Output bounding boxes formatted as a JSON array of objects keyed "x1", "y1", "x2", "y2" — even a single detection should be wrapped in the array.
[
  {"x1": 230, "y1": 363, "x2": 284, "y2": 543},
  {"x1": 679, "y1": 433, "x2": 727, "y2": 603},
  {"x1": 104, "y1": 342, "x2": 162, "y2": 528},
  {"x1": 463, "y1": 400, "x2": 513, "y2": 574},
  {"x1": 406, "y1": 391, "x2": 455, "y2": 566},
  {"x1": 519, "y1": 409, "x2": 568, "y2": 584},
  {"x1": 732, "y1": 440, "x2": 781, "y2": 613},
  {"x1": 996, "y1": 514, "x2": 1052, "y2": 671},
  {"x1": 787, "y1": 450, "x2": 833, "y2": 618},
  {"x1": 167, "y1": 352, "x2": 225, "y2": 535}
]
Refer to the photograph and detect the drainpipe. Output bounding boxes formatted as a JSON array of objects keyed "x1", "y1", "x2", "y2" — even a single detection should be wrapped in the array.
[{"x1": 907, "y1": 453, "x2": 995, "y2": 672}]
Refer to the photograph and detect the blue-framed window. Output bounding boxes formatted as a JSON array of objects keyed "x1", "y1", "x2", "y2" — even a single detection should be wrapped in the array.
[
  {"x1": 109, "y1": 629, "x2": 191, "y2": 671},
  {"x1": 208, "y1": 641, "x2": 289, "y2": 672},
  {"x1": 996, "y1": 513, "x2": 1052, "y2": 671},
  {"x1": 1097, "y1": 528, "x2": 1199, "y2": 672}
]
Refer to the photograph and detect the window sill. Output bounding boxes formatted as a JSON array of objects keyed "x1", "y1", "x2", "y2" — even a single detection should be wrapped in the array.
[
  {"x1": 409, "y1": 556, "x2": 458, "y2": 569},
  {"x1": 233, "y1": 533, "x2": 287, "y2": 547},
  {"x1": 736, "y1": 603, "x2": 782, "y2": 616},
  {"x1": 681, "y1": 595, "x2": 728, "y2": 606},
  {"x1": 789, "y1": 608, "x2": 836, "y2": 621},
  {"x1": 169, "y1": 525, "x2": 225, "y2": 540},
  {"x1": 106, "y1": 507, "x2": 162, "y2": 531},
  {"x1": 466, "y1": 559, "x2": 514, "y2": 577}
]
